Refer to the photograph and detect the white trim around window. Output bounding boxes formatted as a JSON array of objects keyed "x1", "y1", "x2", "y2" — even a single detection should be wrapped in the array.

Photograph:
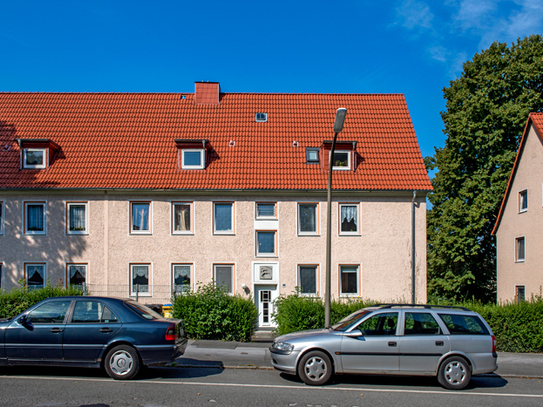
[
  {"x1": 213, "y1": 263, "x2": 235, "y2": 294},
  {"x1": 23, "y1": 148, "x2": 47, "y2": 169},
  {"x1": 129, "y1": 263, "x2": 152, "y2": 296},
  {"x1": 66, "y1": 202, "x2": 88, "y2": 235},
  {"x1": 519, "y1": 189, "x2": 528, "y2": 213},
  {"x1": 297, "y1": 264, "x2": 319, "y2": 296},
  {"x1": 181, "y1": 149, "x2": 205, "y2": 169},
  {"x1": 256, "y1": 230, "x2": 277, "y2": 257},
  {"x1": 339, "y1": 203, "x2": 360, "y2": 235},
  {"x1": 339, "y1": 264, "x2": 360, "y2": 297},
  {"x1": 515, "y1": 236, "x2": 525, "y2": 262},
  {"x1": 24, "y1": 262, "x2": 47, "y2": 290},
  {"x1": 255, "y1": 202, "x2": 277, "y2": 219},
  {"x1": 172, "y1": 201, "x2": 193, "y2": 234},
  {"x1": 331, "y1": 150, "x2": 351, "y2": 170},
  {"x1": 24, "y1": 201, "x2": 46, "y2": 235},
  {"x1": 172, "y1": 263, "x2": 193, "y2": 294},
  {"x1": 66, "y1": 263, "x2": 88, "y2": 288},
  {"x1": 130, "y1": 201, "x2": 152, "y2": 234},
  {"x1": 515, "y1": 285, "x2": 526, "y2": 302},
  {"x1": 213, "y1": 202, "x2": 235, "y2": 234},
  {"x1": 297, "y1": 202, "x2": 319, "y2": 235}
]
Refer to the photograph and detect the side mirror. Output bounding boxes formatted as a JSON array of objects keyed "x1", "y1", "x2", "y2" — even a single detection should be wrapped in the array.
[
  {"x1": 344, "y1": 329, "x2": 362, "y2": 338},
  {"x1": 18, "y1": 315, "x2": 34, "y2": 331}
]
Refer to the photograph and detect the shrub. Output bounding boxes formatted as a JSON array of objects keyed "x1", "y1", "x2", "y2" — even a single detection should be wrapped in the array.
[
  {"x1": 0, "y1": 284, "x2": 84, "y2": 319},
  {"x1": 171, "y1": 282, "x2": 258, "y2": 342}
]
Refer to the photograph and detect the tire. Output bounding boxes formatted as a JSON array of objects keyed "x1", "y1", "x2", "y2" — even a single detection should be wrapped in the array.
[
  {"x1": 104, "y1": 345, "x2": 140, "y2": 380},
  {"x1": 437, "y1": 356, "x2": 471, "y2": 390},
  {"x1": 297, "y1": 351, "x2": 333, "y2": 386}
]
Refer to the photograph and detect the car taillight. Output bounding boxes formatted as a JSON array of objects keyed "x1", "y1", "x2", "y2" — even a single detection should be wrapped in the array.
[
  {"x1": 491, "y1": 335, "x2": 496, "y2": 353},
  {"x1": 165, "y1": 323, "x2": 177, "y2": 341}
]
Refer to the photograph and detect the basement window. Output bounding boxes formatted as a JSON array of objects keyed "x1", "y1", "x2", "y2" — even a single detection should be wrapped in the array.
[{"x1": 255, "y1": 113, "x2": 268, "y2": 122}]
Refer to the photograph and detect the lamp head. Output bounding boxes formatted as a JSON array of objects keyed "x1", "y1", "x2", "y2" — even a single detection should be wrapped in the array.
[{"x1": 333, "y1": 108, "x2": 347, "y2": 133}]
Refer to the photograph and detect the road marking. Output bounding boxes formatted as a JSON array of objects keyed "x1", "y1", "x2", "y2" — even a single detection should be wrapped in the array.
[{"x1": 2, "y1": 375, "x2": 543, "y2": 399}]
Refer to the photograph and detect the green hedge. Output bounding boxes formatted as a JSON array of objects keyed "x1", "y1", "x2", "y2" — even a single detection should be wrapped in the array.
[
  {"x1": 273, "y1": 293, "x2": 543, "y2": 353},
  {"x1": 172, "y1": 282, "x2": 258, "y2": 342},
  {"x1": 0, "y1": 285, "x2": 84, "y2": 319}
]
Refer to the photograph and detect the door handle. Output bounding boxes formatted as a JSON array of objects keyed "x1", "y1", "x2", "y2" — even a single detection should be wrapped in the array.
[
  {"x1": 100, "y1": 328, "x2": 113, "y2": 333},
  {"x1": 50, "y1": 327, "x2": 63, "y2": 333},
  {"x1": 388, "y1": 341, "x2": 397, "y2": 347},
  {"x1": 436, "y1": 341, "x2": 444, "y2": 346}
]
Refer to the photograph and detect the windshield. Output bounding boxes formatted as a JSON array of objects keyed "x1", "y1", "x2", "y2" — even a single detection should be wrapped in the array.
[
  {"x1": 331, "y1": 309, "x2": 371, "y2": 331},
  {"x1": 124, "y1": 300, "x2": 164, "y2": 320}
]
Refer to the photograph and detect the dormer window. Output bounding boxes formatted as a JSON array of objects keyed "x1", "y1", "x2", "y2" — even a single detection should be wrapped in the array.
[
  {"x1": 332, "y1": 150, "x2": 351, "y2": 170},
  {"x1": 23, "y1": 148, "x2": 46, "y2": 169},
  {"x1": 255, "y1": 113, "x2": 268, "y2": 122},
  {"x1": 321, "y1": 140, "x2": 357, "y2": 171},
  {"x1": 175, "y1": 139, "x2": 210, "y2": 170},
  {"x1": 17, "y1": 139, "x2": 60, "y2": 170}
]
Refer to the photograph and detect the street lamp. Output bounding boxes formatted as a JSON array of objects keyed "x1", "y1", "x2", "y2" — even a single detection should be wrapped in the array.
[{"x1": 325, "y1": 107, "x2": 347, "y2": 328}]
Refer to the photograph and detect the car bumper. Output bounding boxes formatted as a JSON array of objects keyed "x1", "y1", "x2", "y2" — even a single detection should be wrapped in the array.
[
  {"x1": 137, "y1": 337, "x2": 188, "y2": 366},
  {"x1": 270, "y1": 348, "x2": 299, "y2": 375}
]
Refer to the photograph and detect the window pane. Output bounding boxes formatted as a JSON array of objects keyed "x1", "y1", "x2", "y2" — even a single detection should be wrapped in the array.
[
  {"x1": 174, "y1": 204, "x2": 191, "y2": 231},
  {"x1": 404, "y1": 313, "x2": 440, "y2": 335},
  {"x1": 173, "y1": 265, "x2": 191, "y2": 293},
  {"x1": 520, "y1": 191, "x2": 528, "y2": 211},
  {"x1": 27, "y1": 301, "x2": 71, "y2": 324},
  {"x1": 438, "y1": 314, "x2": 488, "y2": 335},
  {"x1": 257, "y1": 232, "x2": 275, "y2": 255},
  {"x1": 359, "y1": 312, "x2": 398, "y2": 336},
  {"x1": 72, "y1": 301, "x2": 102, "y2": 323},
  {"x1": 215, "y1": 203, "x2": 232, "y2": 232},
  {"x1": 299, "y1": 204, "x2": 317, "y2": 233},
  {"x1": 184, "y1": 150, "x2": 202, "y2": 166},
  {"x1": 340, "y1": 205, "x2": 358, "y2": 232},
  {"x1": 257, "y1": 203, "x2": 275, "y2": 218},
  {"x1": 132, "y1": 265, "x2": 149, "y2": 293},
  {"x1": 340, "y1": 266, "x2": 358, "y2": 294},
  {"x1": 68, "y1": 265, "x2": 86, "y2": 286},
  {"x1": 516, "y1": 286, "x2": 526, "y2": 302},
  {"x1": 299, "y1": 266, "x2": 317, "y2": 294},
  {"x1": 69, "y1": 204, "x2": 86, "y2": 231},
  {"x1": 333, "y1": 151, "x2": 349, "y2": 168},
  {"x1": 517, "y1": 237, "x2": 525, "y2": 261},
  {"x1": 27, "y1": 204, "x2": 44, "y2": 232},
  {"x1": 215, "y1": 266, "x2": 232, "y2": 293},
  {"x1": 132, "y1": 203, "x2": 149, "y2": 231},
  {"x1": 25, "y1": 149, "x2": 44, "y2": 166},
  {"x1": 26, "y1": 265, "x2": 44, "y2": 289}
]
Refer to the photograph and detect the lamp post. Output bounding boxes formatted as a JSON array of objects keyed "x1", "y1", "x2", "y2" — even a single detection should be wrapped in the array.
[{"x1": 325, "y1": 107, "x2": 347, "y2": 328}]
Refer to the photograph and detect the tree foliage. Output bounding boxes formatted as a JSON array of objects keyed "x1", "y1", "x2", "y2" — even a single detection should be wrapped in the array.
[{"x1": 427, "y1": 35, "x2": 543, "y2": 302}]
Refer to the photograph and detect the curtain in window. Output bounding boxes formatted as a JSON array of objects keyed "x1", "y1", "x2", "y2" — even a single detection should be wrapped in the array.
[
  {"x1": 341, "y1": 205, "x2": 358, "y2": 232},
  {"x1": 27, "y1": 265, "x2": 44, "y2": 289},
  {"x1": 174, "y1": 204, "x2": 190, "y2": 231},
  {"x1": 215, "y1": 266, "x2": 232, "y2": 293},
  {"x1": 69, "y1": 205, "x2": 86, "y2": 231},
  {"x1": 132, "y1": 203, "x2": 149, "y2": 231},
  {"x1": 215, "y1": 204, "x2": 232, "y2": 232},
  {"x1": 299, "y1": 204, "x2": 316, "y2": 232},
  {"x1": 69, "y1": 265, "x2": 86, "y2": 285},
  {"x1": 173, "y1": 265, "x2": 191, "y2": 293},
  {"x1": 27, "y1": 204, "x2": 44, "y2": 231},
  {"x1": 299, "y1": 267, "x2": 317, "y2": 294},
  {"x1": 132, "y1": 265, "x2": 149, "y2": 292}
]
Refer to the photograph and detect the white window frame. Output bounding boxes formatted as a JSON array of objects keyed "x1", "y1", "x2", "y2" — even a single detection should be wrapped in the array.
[
  {"x1": 172, "y1": 201, "x2": 193, "y2": 234},
  {"x1": 25, "y1": 262, "x2": 47, "y2": 290},
  {"x1": 181, "y1": 149, "x2": 205, "y2": 169},
  {"x1": 298, "y1": 264, "x2": 319, "y2": 296},
  {"x1": 255, "y1": 113, "x2": 268, "y2": 122},
  {"x1": 298, "y1": 202, "x2": 319, "y2": 235},
  {"x1": 256, "y1": 230, "x2": 277, "y2": 257},
  {"x1": 130, "y1": 201, "x2": 152, "y2": 234},
  {"x1": 515, "y1": 236, "x2": 525, "y2": 262},
  {"x1": 519, "y1": 189, "x2": 528, "y2": 213},
  {"x1": 24, "y1": 201, "x2": 46, "y2": 235},
  {"x1": 339, "y1": 203, "x2": 360, "y2": 235},
  {"x1": 213, "y1": 264, "x2": 234, "y2": 294},
  {"x1": 213, "y1": 202, "x2": 234, "y2": 234},
  {"x1": 339, "y1": 264, "x2": 360, "y2": 297},
  {"x1": 515, "y1": 285, "x2": 526, "y2": 303},
  {"x1": 172, "y1": 263, "x2": 193, "y2": 294},
  {"x1": 130, "y1": 263, "x2": 151, "y2": 296},
  {"x1": 23, "y1": 148, "x2": 47, "y2": 169},
  {"x1": 256, "y1": 202, "x2": 277, "y2": 219},
  {"x1": 0, "y1": 201, "x2": 4, "y2": 235},
  {"x1": 66, "y1": 263, "x2": 87, "y2": 288},
  {"x1": 331, "y1": 150, "x2": 351, "y2": 170},
  {"x1": 66, "y1": 202, "x2": 88, "y2": 235}
]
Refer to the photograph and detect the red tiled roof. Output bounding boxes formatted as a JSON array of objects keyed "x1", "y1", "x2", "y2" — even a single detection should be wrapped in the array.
[
  {"x1": 492, "y1": 112, "x2": 543, "y2": 234},
  {"x1": 0, "y1": 89, "x2": 432, "y2": 191}
]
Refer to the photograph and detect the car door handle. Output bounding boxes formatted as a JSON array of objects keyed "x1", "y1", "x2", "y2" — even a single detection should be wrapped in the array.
[
  {"x1": 435, "y1": 341, "x2": 444, "y2": 346},
  {"x1": 388, "y1": 341, "x2": 397, "y2": 347},
  {"x1": 100, "y1": 328, "x2": 113, "y2": 333},
  {"x1": 50, "y1": 328, "x2": 63, "y2": 333}
]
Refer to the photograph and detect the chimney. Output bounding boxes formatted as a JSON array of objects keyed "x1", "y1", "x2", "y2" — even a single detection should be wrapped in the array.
[{"x1": 194, "y1": 81, "x2": 220, "y2": 105}]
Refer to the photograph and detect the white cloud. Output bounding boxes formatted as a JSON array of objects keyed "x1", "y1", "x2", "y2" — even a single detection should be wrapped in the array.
[{"x1": 396, "y1": 0, "x2": 434, "y2": 31}]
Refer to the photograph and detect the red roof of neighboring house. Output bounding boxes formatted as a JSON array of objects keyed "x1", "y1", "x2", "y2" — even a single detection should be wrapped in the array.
[
  {"x1": 492, "y1": 112, "x2": 543, "y2": 234},
  {"x1": 0, "y1": 85, "x2": 432, "y2": 191}
]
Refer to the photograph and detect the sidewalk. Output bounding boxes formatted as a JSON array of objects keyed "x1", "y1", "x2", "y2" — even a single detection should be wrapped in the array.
[{"x1": 176, "y1": 340, "x2": 543, "y2": 378}]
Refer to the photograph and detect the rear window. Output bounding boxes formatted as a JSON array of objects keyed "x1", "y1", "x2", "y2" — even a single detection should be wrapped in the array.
[
  {"x1": 124, "y1": 300, "x2": 163, "y2": 320},
  {"x1": 438, "y1": 313, "x2": 489, "y2": 335}
]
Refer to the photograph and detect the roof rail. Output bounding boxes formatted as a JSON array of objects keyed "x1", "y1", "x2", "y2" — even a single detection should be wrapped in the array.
[{"x1": 374, "y1": 304, "x2": 471, "y2": 311}]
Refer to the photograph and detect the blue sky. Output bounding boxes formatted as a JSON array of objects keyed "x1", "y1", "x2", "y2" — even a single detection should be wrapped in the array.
[{"x1": 1, "y1": 0, "x2": 542, "y2": 160}]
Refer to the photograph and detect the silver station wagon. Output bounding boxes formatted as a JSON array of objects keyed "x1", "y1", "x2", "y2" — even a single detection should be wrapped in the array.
[{"x1": 270, "y1": 304, "x2": 497, "y2": 389}]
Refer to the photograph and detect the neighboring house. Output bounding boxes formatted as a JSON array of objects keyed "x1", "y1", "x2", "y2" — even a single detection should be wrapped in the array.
[
  {"x1": 0, "y1": 82, "x2": 432, "y2": 328},
  {"x1": 493, "y1": 113, "x2": 543, "y2": 303}
]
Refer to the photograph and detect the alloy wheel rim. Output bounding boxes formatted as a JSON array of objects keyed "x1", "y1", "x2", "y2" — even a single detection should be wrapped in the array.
[
  {"x1": 304, "y1": 356, "x2": 327, "y2": 381},
  {"x1": 110, "y1": 350, "x2": 134, "y2": 376},
  {"x1": 444, "y1": 361, "x2": 466, "y2": 385}
]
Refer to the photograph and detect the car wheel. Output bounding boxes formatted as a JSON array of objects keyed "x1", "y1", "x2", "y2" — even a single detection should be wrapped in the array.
[
  {"x1": 438, "y1": 356, "x2": 471, "y2": 390},
  {"x1": 104, "y1": 345, "x2": 140, "y2": 380},
  {"x1": 298, "y1": 351, "x2": 333, "y2": 386}
]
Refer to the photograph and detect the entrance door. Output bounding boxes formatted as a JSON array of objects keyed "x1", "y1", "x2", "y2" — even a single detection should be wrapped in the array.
[{"x1": 255, "y1": 285, "x2": 277, "y2": 328}]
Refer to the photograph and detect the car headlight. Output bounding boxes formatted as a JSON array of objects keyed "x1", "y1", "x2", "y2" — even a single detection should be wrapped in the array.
[{"x1": 271, "y1": 341, "x2": 294, "y2": 353}]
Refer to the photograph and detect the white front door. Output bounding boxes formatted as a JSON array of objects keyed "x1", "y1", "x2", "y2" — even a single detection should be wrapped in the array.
[{"x1": 255, "y1": 285, "x2": 277, "y2": 328}]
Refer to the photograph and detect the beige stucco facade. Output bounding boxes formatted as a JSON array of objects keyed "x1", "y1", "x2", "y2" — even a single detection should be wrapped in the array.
[
  {"x1": 0, "y1": 189, "x2": 427, "y2": 325},
  {"x1": 495, "y1": 123, "x2": 543, "y2": 302}
]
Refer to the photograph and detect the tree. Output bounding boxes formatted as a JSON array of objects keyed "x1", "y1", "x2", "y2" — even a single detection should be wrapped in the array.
[{"x1": 426, "y1": 35, "x2": 543, "y2": 302}]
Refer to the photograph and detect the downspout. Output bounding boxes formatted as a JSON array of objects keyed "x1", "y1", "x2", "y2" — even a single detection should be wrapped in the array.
[{"x1": 411, "y1": 190, "x2": 417, "y2": 304}]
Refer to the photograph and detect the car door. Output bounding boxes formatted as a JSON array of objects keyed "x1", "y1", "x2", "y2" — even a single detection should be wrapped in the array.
[
  {"x1": 398, "y1": 311, "x2": 450, "y2": 373},
  {"x1": 5, "y1": 299, "x2": 71, "y2": 361},
  {"x1": 62, "y1": 299, "x2": 122, "y2": 362},
  {"x1": 340, "y1": 312, "x2": 400, "y2": 373}
]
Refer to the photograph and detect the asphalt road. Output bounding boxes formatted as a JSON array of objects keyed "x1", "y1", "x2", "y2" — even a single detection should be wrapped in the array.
[{"x1": 1, "y1": 365, "x2": 543, "y2": 407}]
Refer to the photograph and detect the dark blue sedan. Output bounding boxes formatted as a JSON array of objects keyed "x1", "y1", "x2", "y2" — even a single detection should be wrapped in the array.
[{"x1": 0, "y1": 296, "x2": 187, "y2": 379}]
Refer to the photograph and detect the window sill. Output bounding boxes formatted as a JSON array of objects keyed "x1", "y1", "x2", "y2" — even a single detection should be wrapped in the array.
[
  {"x1": 25, "y1": 231, "x2": 46, "y2": 235},
  {"x1": 130, "y1": 232, "x2": 152, "y2": 235},
  {"x1": 298, "y1": 233, "x2": 320, "y2": 237},
  {"x1": 172, "y1": 232, "x2": 194, "y2": 236},
  {"x1": 129, "y1": 293, "x2": 152, "y2": 297},
  {"x1": 67, "y1": 231, "x2": 89, "y2": 235},
  {"x1": 339, "y1": 232, "x2": 360, "y2": 236}
]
